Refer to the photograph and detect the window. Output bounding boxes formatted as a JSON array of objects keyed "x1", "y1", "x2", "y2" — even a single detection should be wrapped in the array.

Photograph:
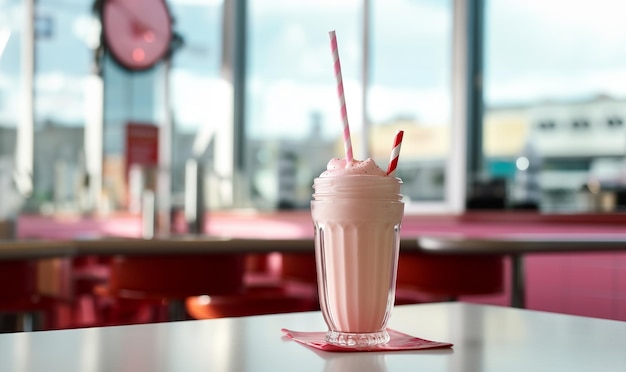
[
  {"x1": 98, "y1": 0, "x2": 224, "y2": 216},
  {"x1": 3, "y1": 0, "x2": 467, "y2": 218},
  {"x1": 0, "y1": 0, "x2": 23, "y2": 216},
  {"x1": 370, "y1": 0, "x2": 453, "y2": 206},
  {"x1": 245, "y1": 0, "x2": 361, "y2": 210},
  {"x1": 245, "y1": 0, "x2": 456, "y2": 212},
  {"x1": 538, "y1": 120, "x2": 556, "y2": 130},
  {"x1": 102, "y1": 55, "x2": 161, "y2": 212},
  {"x1": 167, "y1": 0, "x2": 224, "y2": 211},
  {"x1": 0, "y1": 0, "x2": 20, "y2": 159},
  {"x1": 607, "y1": 116, "x2": 623, "y2": 128},
  {"x1": 483, "y1": 0, "x2": 626, "y2": 212},
  {"x1": 33, "y1": 0, "x2": 94, "y2": 212},
  {"x1": 572, "y1": 119, "x2": 590, "y2": 130}
]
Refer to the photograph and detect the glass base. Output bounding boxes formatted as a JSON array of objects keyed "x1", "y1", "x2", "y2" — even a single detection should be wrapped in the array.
[{"x1": 325, "y1": 329, "x2": 390, "y2": 348}]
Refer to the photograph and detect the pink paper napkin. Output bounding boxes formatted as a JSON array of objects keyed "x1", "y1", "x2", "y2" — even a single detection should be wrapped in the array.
[{"x1": 281, "y1": 328, "x2": 453, "y2": 352}]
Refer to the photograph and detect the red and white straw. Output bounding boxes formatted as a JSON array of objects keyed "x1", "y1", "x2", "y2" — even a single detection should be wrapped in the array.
[
  {"x1": 329, "y1": 30, "x2": 353, "y2": 163},
  {"x1": 386, "y1": 130, "x2": 404, "y2": 176}
]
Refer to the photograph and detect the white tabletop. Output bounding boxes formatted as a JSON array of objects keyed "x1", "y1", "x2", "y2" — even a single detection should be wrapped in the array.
[{"x1": 0, "y1": 302, "x2": 624, "y2": 372}]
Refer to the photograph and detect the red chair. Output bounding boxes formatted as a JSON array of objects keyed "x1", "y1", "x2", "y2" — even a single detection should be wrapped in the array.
[
  {"x1": 396, "y1": 253, "x2": 504, "y2": 303},
  {"x1": 94, "y1": 254, "x2": 246, "y2": 326},
  {"x1": 280, "y1": 253, "x2": 318, "y2": 286},
  {"x1": 278, "y1": 252, "x2": 319, "y2": 308},
  {"x1": 0, "y1": 259, "x2": 72, "y2": 332},
  {"x1": 69, "y1": 256, "x2": 111, "y2": 328},
  {"x1": 186, "y1": 252, "x2": 319, "y2": 320}
]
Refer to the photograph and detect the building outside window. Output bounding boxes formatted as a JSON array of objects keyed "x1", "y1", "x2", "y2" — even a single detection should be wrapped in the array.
[{"x1": 483, "y1": 0, "x2": 626, "y2": 212}]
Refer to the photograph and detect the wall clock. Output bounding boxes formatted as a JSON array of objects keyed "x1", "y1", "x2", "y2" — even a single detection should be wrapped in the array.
[{"x1": 102, "y1": 0, "x2": 173, "y2": 71}]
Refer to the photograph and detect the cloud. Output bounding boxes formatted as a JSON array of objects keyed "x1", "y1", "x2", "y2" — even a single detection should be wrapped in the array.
[{"x1": 485, "y1": 0, "x2": 626, "y2": 104}]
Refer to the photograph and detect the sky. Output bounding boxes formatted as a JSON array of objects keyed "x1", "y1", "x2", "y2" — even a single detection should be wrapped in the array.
[{"x1": 484, "y1": 0, "x2": 626, "y2": 105}]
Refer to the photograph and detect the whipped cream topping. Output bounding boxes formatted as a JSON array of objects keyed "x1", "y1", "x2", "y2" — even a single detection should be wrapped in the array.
[{"x1": 320, "y1": 158, "x2": 387, "y2": 177}]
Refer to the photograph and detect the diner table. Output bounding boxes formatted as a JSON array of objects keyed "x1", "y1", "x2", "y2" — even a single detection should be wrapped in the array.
[
  {"x1": 419, "y1": 233, "x2": 626, "y2": 308},
  {"x1": 0, "y1": 302, "x2": 624, "y2": 371},
  {"x1": 0, "y1": 240, "x2": 75, "y2": 260},
  {"x1": 4, "y1": 234, "x2": 626, "y2": 310},
  {"x1": 68, "y1": 233, "x2": 626, "y2": 309},
  {"x1": 68, "y1": 235, "x2": 315, "y2": 256}
]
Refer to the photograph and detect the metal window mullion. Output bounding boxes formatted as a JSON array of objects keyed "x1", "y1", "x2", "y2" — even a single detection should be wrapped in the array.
[
  {"x1": 232, "y1": 0, "x2": 246, "y2": 172},
  {"x1": 466, "y1": 0, "x2": 484, "y2": 193},
  {"x1": 447, "y1": 0, "x2": 471, "y2": 213},
  {"x1": 219, "y1": 0, "x2": 246, "y2": 207}
]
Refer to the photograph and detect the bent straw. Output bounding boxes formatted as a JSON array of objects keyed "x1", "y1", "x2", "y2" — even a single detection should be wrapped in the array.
[
  {"x1": 329, "y1": 30, "x2": 353, "y2": 164},
  {"x1": 386, "y1": 130, "x2": 404, "y2": 176}
]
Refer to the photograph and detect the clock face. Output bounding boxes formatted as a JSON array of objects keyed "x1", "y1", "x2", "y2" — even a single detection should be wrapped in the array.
[{"x1": 102, "y1": 0, "x2": 173, "y2": 71}]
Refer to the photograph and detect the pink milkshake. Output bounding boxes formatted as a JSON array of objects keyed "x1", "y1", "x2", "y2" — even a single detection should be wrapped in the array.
[{"x1": 312, "y1": 157, "x2": 404, "y2": 347}]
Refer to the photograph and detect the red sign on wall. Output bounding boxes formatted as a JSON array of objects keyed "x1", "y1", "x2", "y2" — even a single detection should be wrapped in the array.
[{"x1": 125, "y1": 122, "x2": 159, "y2": 177}]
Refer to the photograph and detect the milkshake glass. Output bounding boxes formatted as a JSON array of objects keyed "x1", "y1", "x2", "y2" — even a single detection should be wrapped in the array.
[{"x1": 311, "y1": 158, "x2": 404, "y2": 347}]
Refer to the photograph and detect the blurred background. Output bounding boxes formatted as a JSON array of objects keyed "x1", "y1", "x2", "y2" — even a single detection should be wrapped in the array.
[{"x1": 1, "y1": 0, "x2": 626, "y2": 225}]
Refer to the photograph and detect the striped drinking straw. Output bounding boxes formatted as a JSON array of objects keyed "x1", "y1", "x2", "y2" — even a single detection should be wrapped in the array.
[
  {"x1": 386, "y1": 130, "x2": 404, "y2": 176},
  {"x1": 328, "y1": 30, "x2": 353, "y2": 164}
]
